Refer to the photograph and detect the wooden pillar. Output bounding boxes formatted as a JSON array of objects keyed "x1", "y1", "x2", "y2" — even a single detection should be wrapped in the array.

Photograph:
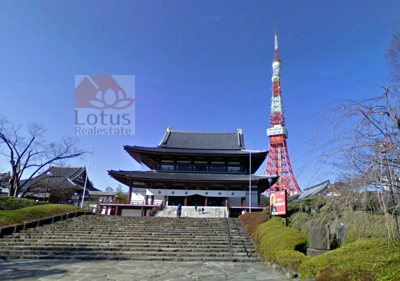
[
  {"x1": 150, "y1": 195, "x2": 154, "y2": 205},
  {"x1": 115, "y1": 205, "x2": 119, "y2": 216},
  {"x1": 163, "y1": 196, "x2": 167, "y2": 206},
  {"x1": 128, "y1": 187, "x2": 132, "y2": 204},
  {"x1": 204, "y1": 197, "x2": 208, "y2": 206},
  {"x1": 225, "y1": 197, "x2": 228, "y2": 208},
  {"x1": 140, "y1": 207, "x2": 144, "y2": 216},
  {"x1": 145, "y1": 195, "x2": 149, "y2": 205},
  {"x1": 241, "y1": 197, "x2": 246, "y2": 207},
  {"x1": 184, "y1": 196, "x2": 188, "y2": 206}
]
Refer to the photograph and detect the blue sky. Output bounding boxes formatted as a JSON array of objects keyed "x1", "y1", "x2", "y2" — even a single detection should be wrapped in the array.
[{"x1": 0, "y1": 1, "x2": 399, "y2": 191}]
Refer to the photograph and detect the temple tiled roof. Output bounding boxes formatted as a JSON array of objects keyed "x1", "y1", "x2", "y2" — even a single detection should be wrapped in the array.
[
  {"x1": 158, "y1": 129, "x2": 245, "y2": 150},
  {"x1": 297, "y1": 180, "x2": 330, "y2": 199},
  {"x1": 123, "y1": 128, "x2": 268, "y2": 173},
  {"x1": 125, "y1": 145, "x2": 267, "y2": 156},
  {"x1": 21, "y1": 166, "x2": 98, "y2": 192},
  {"x1": 109, "y1": 170, "x2": 276, "y2": 185}
]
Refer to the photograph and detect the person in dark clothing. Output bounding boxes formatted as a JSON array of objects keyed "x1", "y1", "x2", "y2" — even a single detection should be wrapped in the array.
[{"x1": 177, "y1": 204, "x2": 182, "y2": 218}]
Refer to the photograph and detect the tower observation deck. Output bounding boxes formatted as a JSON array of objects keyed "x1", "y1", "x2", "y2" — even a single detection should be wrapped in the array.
[{"x1": 263, "y1": 31, "x2": 301, "y2": 196}]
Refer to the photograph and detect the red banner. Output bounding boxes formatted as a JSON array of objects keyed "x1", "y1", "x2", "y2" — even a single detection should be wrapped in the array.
[{"x1": 270, "y1": 190, "x2": 287, "y2": 216}]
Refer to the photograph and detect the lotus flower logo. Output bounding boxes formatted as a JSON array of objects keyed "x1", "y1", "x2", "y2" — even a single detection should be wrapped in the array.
[{"x1": 75, "y1": 75, "x2": 134, "y2": 110}]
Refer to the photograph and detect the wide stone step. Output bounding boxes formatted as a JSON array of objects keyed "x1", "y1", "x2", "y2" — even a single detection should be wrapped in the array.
[
  {"x1": 18, "y1": 235, "x2": 250, "y2": 242},
  {"x1": 15, "y1": 232, "x2": 231, "y2": 238},
  {"x1": 0, "y1": 253, "x2": 261, "y2": 262},
  {"x1": 0, "y1": 242, "x2": 255, "y2": 251},
  {"x1": 0, "y1": 245, "x2": 237, "y2": 251},
  {"x1": 11, "y1": 236, "x2": 249, "y2": 242},
  {"x1": 0, "y1": 216, "x2": 260, "y2": 263}
]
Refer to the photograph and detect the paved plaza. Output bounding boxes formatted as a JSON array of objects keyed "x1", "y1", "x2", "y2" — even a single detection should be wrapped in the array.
[{"x1": 0, "y1": 259, "x2": 289, "y2": 281}]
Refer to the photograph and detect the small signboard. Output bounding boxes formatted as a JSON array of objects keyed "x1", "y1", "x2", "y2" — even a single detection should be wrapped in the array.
[{"x1": 270, "y1": 190, "x2": 287, "y2": 216}]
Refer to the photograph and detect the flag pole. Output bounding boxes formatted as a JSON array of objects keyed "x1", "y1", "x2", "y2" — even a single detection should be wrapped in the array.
[{"x1": 81, "y1": 144, "x2": 93, "y2": 208}]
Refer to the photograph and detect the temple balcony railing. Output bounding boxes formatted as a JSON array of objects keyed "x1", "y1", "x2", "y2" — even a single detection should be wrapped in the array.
[
  {"x1": 229, "y1": 203, "x2": 268, "y2": 209},
  {"x1": 99, "y1": 199, "x2": 162, "y2": 206}
]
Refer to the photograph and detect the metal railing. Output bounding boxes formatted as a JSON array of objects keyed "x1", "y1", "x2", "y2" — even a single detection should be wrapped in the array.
[
  {"x1": 229, "y1": 203, "x2": 268, "y2": 208},
  {"x1": 224, "y1": 210, "x2": 234, "y2": 259},
  {"x1": 231, "y1": 218, "x2": 251, "y2": 258}
]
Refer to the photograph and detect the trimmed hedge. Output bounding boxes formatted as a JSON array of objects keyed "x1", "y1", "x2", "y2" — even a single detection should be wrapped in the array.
[
  {"x1": 0, "y1": 204, "x2": 80, "y2": 226},
  {"x1": 254, "y1": 217, "x2": 309, "y2": 269},
  {"x1": 239, "y1": 212, "x2": 269, "y2": 238},
  {"x1": 275, "y1": 249, "x2": 309, "y2": 272},
  {"x1": 0, "y1": 196, "x2": 46, "y2": 210},
  {"x1": 299, "y1": 238, "x2": 400, "y2": 281}
]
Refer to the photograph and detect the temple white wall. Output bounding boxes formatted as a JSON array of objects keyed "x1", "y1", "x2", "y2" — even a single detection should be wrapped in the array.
[
  {"x1": 121, "y1": 209, "x2": 141, "y2": 217},
  {"x1": 131, "y1": 191, "x2": 145, "y2": 204},
  {"x1": 129, "y1": 187, "x2": 259, "y2": 206},
  {"x1": 246, "y1": 190, "x2": 259, "y2": 206}
]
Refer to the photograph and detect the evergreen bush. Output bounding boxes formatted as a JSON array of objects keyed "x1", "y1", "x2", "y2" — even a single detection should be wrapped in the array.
[
  {"x1": 299, "y1": 238, "x2": 400, "y2": 281},
  {"x1": 0, "y1": 196, "x2": 45, "y2": 210},
  {"x1": 254, "y1": 217, "x2": 308, "y2": 267}
]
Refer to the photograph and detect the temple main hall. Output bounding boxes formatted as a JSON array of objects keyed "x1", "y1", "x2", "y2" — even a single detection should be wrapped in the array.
[{"x1": 108, "y1": 127, "x2": 277, "y2": 216}]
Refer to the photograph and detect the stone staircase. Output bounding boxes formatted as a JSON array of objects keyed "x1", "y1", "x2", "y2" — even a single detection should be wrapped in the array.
[
  {"x1": 0, "y1": 216, "x2": 261, "y2": 262},
  {"x1": 156, "y1": 206, "x2": 228, "y2": 218}
]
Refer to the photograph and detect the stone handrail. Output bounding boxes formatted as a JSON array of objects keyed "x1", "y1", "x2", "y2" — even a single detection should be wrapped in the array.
[
  {"x1": 0, "y1": 209, "x2": 92, "y2": 237},
  {"x1": 149, "y1": 202, "x2": 165, "y2": 216}
]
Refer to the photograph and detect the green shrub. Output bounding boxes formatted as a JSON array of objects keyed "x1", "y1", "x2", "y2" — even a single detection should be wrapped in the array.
[
  {"x1": 298, "y1": 196, "x2": 327, "y2": 214},
  {"x1": 239, "y1": 212, "x2": 269, "y2": 238},
  {"x1": 0, "y1": 204, "x2": 80, "y2": 226},
  {"x1": 274, "y1": 250, "x2": 309, "y2": 272},
  {"x1": 287, "y1": 200, "x2": 301, "y2": 217},
  {"x1": 0, "y1": 196, "x2": 46, "y2": 210},
  {"x1": 254, "y1": 217, "x2": 308, "y2": 267},
  {"x1": 338, "y1": 212, "x2": 395, "y2": 244},
  {"x1": 288, "y1": 212, "x2": 313, "y2": 230},
  {"x1": 299, "y1": 238, "x2": 400, "y2": 281}
]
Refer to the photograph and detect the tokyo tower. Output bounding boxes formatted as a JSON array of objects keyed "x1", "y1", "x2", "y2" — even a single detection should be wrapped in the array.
[{"x1": 263, "y1": 31, "x2": 301, "y2": 196}]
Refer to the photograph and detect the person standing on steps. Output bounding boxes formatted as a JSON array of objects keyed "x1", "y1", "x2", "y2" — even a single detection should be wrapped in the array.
[{"x1": 177, "y1": 203, "x2": 182, "y2": 218}]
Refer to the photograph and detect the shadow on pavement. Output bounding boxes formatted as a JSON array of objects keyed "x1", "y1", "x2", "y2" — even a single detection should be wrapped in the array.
[{"x1": 0, "y1": 259, "x2": 79, "y2": 280}]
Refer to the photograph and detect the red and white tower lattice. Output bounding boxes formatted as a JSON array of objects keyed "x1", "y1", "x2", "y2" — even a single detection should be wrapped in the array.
[{"x1": 263, "y1": 31, "x2": 301, "y2": 196}]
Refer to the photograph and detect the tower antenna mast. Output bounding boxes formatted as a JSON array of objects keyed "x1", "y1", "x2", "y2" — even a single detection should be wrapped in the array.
[{"x1": 263, "y1": 30, "x2": 301, "y2": 195}]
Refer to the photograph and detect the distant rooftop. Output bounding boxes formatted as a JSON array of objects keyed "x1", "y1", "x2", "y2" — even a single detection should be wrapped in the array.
[
  {"x1": 21, "y1": 166, "x2": 98, "y2": 192},
  {"x1": 158, "y1": 127, "x2": 245, "y2": 150},
  {"x1": 297, "y1": 180, "x2": 331, "y2": 200}
]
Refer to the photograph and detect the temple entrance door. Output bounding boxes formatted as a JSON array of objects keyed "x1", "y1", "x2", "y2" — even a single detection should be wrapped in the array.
[
  {"x1": 168, "y1": 196, "x2": 185, "y2": 206},
  {"x1": 187, "y1": 194, "x2": 205, "y2": 206},
  {"x1": 207, "y1": 197, "x2": 224, "y2": 206}
]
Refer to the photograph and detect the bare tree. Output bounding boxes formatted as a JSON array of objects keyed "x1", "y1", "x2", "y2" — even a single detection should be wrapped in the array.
[
  {"x1": 0, "y1": 117, "x2": 84, "y2": 197},
  {"x1": 315, "y1": 81, "x2": 400, "y2": 241},
  {"x1": 309, "y1": 30, "x2": 400, "y2": 241},
  {"x1": 387, "y1": 30, "x2": 400, "y2": 83}
]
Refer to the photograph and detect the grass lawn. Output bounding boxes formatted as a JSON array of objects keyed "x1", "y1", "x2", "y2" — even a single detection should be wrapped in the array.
[
  {"x1": 0, "y1": 204, "x2": 81, "y2": 226},
  {"x1": 299, "y1": 238, "x2": 400, "y2": 281}
]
